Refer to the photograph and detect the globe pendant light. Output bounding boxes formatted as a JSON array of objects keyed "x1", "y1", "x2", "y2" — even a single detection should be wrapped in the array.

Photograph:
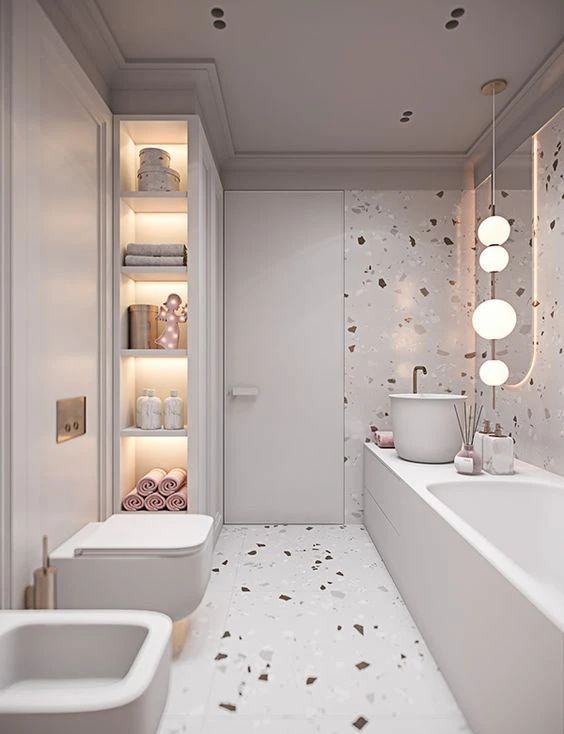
[
  {"x1": 478, "y1": 215, "x2": 510, "y2": 246},
  {"x1": 472, "y1": 299, "x2": 516, "y2": 340},
  {"x1": 479, "y1": 244, "x2": 509, "y2": 273},
  {"x1": 479, "y1": 359, "x2": 510, "y2": 387},
  {"x1": 474, "y1": 79, "x2": 514, "y2": 398}
]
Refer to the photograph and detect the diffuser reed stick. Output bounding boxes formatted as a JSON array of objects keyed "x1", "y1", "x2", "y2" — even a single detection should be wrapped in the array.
[{"x1": 454, "y1": 403, "x2": 482, "y2": 446}]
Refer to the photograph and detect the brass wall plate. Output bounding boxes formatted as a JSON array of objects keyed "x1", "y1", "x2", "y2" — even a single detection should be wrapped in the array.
[{"x1": 56, "y1": 396, "x2": 86, "y2": 443}]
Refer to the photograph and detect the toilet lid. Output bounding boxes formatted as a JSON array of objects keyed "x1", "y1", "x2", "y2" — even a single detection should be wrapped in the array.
[{"x1": 73, "y1": 514, "x2": 214, "y2": 557}]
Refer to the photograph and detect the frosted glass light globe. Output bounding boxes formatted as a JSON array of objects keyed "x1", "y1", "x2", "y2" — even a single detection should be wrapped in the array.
[
  {"x1": 472, "y1": 299, "x2": 517, "y2": 340},
  {"x1": 477, "y1": 215, "x2": 511, "y2": 246},
  {"x1": 479, "y1": 245, "x2": 509, "y2": 273},
  {"x1": 479, "y1": 359, "x2": 509, "y2": 386}
]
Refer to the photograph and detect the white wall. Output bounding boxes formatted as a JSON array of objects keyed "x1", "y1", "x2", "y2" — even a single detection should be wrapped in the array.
[{"x1": 6, "y1": 0, "x2": 111, "y2": 607}]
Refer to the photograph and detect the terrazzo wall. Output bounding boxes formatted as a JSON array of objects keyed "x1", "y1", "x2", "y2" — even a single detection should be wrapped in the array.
[
  {"x1": 344, "y1": 190, "x2": 475, "y2": 522},
  {"x1": 480, "y1": 108, "x2": 564, "y2": 474}
]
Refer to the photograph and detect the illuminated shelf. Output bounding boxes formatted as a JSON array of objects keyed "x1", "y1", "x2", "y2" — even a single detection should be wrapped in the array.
[
  {"x1": 121, "y1": 266, "x2": 187, "y2": 282},
  {"x1": 121, "y1": 349, "x2": 187, "y2": 358},
  {"x1": 121, "y1": 191, "x2": 187, "y2": 213},
  {"x1": 120, "y1": 426, "x2": 188, "y2": 438}
]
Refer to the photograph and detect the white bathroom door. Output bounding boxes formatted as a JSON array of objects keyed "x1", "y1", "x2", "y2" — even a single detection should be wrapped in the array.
[{"x1": 224, "y1": 191, "x2": 344, "y2": 523}]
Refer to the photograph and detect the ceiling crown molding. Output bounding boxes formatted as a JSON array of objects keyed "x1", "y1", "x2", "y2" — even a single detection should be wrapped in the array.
[
  {"x1": 221, "y1": 153, "x2": 471, "y2": 190},
  {"x1": 468, "y1": 39, "x2": 564, "y2": 186},
  {"x1": 111, "y1": 62, "x2": 235, "y2": 166}
]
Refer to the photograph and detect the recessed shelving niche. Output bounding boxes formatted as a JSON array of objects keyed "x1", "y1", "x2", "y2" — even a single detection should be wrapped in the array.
[
  {"x1": 113, "y1": 114, "x2": 224, "y2": 524},
  {"x1": 115, "y1": 117, "x2": 190, "y2": 511}
]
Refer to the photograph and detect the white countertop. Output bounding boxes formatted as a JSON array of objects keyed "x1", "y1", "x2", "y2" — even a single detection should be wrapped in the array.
[{"x1": 365, "y1": 441, "x2": 557, "y2": 488}]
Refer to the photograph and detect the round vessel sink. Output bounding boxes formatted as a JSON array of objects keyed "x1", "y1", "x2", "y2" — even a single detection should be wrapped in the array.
[{"x1": 390, "y1": 393, "x2": 467, "y2": 463}]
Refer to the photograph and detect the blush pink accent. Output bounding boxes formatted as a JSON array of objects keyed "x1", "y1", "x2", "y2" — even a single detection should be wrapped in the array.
[
  {"x1": 144, "y1": 492, "x2": 166, "y2": 512},
  {"x1": 159, "y1": 467, "x2": 187, "y2": 496},
  {"x1": 165, "y1": 486, "x2": 188, "y2": 511},
  {"x1": 374, "y1": 430, "x2": 395, "y2": 448},
  {"x1": 155, "y1": 293, "x2": 187, "y2": 350},
  {"x1": 136, "y1": 468, "x2": 167, "y2": 497},
  {"x1": 122, "y1": 489, "x2": 145, "y2": 511}
]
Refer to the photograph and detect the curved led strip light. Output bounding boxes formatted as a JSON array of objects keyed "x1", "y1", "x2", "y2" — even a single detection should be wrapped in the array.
[{"x1": 504, "y1": 134, "x2": 539, "y2": 389}]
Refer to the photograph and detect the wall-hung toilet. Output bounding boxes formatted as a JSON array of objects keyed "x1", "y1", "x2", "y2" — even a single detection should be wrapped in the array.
[{"x1": 50, "y1": 514, "x2": 214, "y2": 622}]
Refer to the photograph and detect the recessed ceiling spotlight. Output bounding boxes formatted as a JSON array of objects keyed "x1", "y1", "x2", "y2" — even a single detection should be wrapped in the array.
[
  {"x1": 450, "y1": 8, "x2": 465, "y2": 18},
  {"x1": 213, "y1": 19, "x2": 226, "y2": 29},
  {"x1": 402, "y1": 111, "x2": 413, "y2": 117},
  {"x1": 211, "y1": 8, "x2": 224, "y2": 18},
  {"x1": 400, "y1": 116, "x2": 411, "y2": 123},
  {"x1": 445, "y1": 19, "x2": 459, "y2": 29}
]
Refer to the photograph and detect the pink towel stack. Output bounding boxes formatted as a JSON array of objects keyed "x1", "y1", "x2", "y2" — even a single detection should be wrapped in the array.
[
  {"x1": 122, "y1": 467, "x2": 188, "y2": 512},
  {"x1": 374, "y1": 430, "x2": 395, "y2": 449}
]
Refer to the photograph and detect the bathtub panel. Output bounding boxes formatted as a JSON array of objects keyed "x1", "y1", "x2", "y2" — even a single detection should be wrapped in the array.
[
  {"x1": 364, "y1": 448, "x2": 411, "y2": 532},
  {"x1": 363, "y1": 488, "x2": 401, "y2": 576},
  {"x1": 364, "y1": 447, "x2": 564, "y2": 734}
]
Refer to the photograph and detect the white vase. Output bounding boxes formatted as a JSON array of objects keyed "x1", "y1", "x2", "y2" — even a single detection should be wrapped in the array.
[{"x1": 163, "y1": 389, "x2": 183, "y2": 430}]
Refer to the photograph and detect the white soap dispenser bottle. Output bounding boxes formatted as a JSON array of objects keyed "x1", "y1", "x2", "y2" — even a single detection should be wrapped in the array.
[
  {"x1": 482, "y1": 423, "x2": 514, "y2": 475},
  {"x1": 146, "y1": 389, "x2": 162, "y2": 430},
  {"x1": 163, "y1": 389, "x2": 183, "y2": 430},
  {"x1": 136, "y1": 388, "x2": 149, "y2": 429},
  {"x1": 472, "y1": 418, "x2": 491, "y2": 464}
]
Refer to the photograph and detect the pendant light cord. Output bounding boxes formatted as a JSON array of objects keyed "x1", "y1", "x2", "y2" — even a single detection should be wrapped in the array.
[{"x1": 491, "y1": 88, "x2": 496, "y2": 214}]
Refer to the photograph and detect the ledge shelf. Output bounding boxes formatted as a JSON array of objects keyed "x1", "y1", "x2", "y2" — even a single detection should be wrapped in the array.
[
  {"x1": 120, "y1": 426, "x2": 188, "y2": 438},
  {"x1": 121, "y1": 266, "x2": 187, "y2": 282},
  {"x1": 121, "y1": 349, "x2": 187, "y2": 358},
  {"x1": 121, "y1": 191, "x2": 188, "y2": 214}
]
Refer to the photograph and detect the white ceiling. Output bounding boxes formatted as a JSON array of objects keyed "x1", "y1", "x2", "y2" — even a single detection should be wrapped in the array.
[{"x1": 94, "y1": 0, "x2": 564, "y2": 156}]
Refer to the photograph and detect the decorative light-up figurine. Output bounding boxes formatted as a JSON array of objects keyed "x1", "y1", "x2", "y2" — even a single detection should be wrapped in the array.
[{"x1": 155, "y1": 293, "x2": 187, "y2": 350}]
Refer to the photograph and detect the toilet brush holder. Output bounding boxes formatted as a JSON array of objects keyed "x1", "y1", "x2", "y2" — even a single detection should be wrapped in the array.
[{"x1": 25, "y1": 536, "x2": 57, "y2": 609}]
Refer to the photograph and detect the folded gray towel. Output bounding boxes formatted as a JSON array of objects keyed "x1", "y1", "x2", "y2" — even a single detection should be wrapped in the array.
[
  {"x1": 124, "y1": 255, "x2": 185, "y2": 266},
  {"x1": 126, "y1": 243, "x2": 186, "y2": 258}
]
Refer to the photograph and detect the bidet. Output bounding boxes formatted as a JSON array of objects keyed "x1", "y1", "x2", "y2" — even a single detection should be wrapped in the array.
[{"x1": 0, "y1": 610, "x2": 171, "y2": 734}]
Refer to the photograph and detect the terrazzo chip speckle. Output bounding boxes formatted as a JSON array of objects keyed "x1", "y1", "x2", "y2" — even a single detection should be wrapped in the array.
[{"x1": 160, "y1": 525, "x2": 471, "y2": 733}]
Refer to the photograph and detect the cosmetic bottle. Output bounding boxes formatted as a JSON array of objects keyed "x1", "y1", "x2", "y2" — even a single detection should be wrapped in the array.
[
  {"x1": 163, "y1": 389, "x2": 183, "y2": 430},
  {"x1": 472, "y1": 418, "x2": 491, "y2": 463},
  {"x1": 482, "y1": 423, "x2": 515, "y2": 475},
  {"x1": 136, "y1": 388, "x2": 150, "y2": 429},
  {"x1": 146, "y1": 389, "x2": 162, "y2": 430}
]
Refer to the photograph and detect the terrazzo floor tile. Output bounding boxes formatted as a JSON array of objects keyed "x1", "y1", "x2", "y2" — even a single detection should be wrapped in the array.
[
  {"x1": 162, "y1": 525, "x2": 472, "y2": 732},
  {"x1": 165, "y1": 592, "x2": 232, "y2": 716}
]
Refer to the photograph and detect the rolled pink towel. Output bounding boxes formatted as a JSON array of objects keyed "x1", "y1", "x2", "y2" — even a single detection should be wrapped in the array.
[
  {"x1": 374, "y1": 430, "x2": 395, "y2": 448},
  {"x1": 158, "y1": 467, "x2": 187, "y2": 497},
  {"x1": 122, "y1": 488, "x2": 144, "y2": 511},
  {"x1": 145, "y1": 492, "x2": 166, "y2": 511},
  {"x1": 137, "y1": 468, "x2": 167, "y2": 497},
  {"x1": 165, "y1": 486, "x2": 188, "y2": 511}
]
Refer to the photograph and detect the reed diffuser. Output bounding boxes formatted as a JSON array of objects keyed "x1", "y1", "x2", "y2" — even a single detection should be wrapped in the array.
[{"x1": 453, "y1": 403, "x2": 483, "y2": 475}]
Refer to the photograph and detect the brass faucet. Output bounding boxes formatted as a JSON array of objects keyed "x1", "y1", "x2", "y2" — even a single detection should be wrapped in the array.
[{"x1": 412, "y1": 365, "x2": 428, "y2": 393}]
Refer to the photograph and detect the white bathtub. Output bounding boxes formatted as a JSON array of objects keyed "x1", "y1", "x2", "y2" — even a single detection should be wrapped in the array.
[{"x1": 363, "y1": 443, "x2": 564, "y2": 734}]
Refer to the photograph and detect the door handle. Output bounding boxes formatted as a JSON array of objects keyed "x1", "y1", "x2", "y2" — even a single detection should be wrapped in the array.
[{"x1": 231, "y1": 386, "x2": 259, "y2": 397}]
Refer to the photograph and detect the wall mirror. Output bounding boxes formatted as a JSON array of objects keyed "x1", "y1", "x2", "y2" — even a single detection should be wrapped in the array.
[{"x1": 475, "y1": 138, "x2": 534, "y2": 388}]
